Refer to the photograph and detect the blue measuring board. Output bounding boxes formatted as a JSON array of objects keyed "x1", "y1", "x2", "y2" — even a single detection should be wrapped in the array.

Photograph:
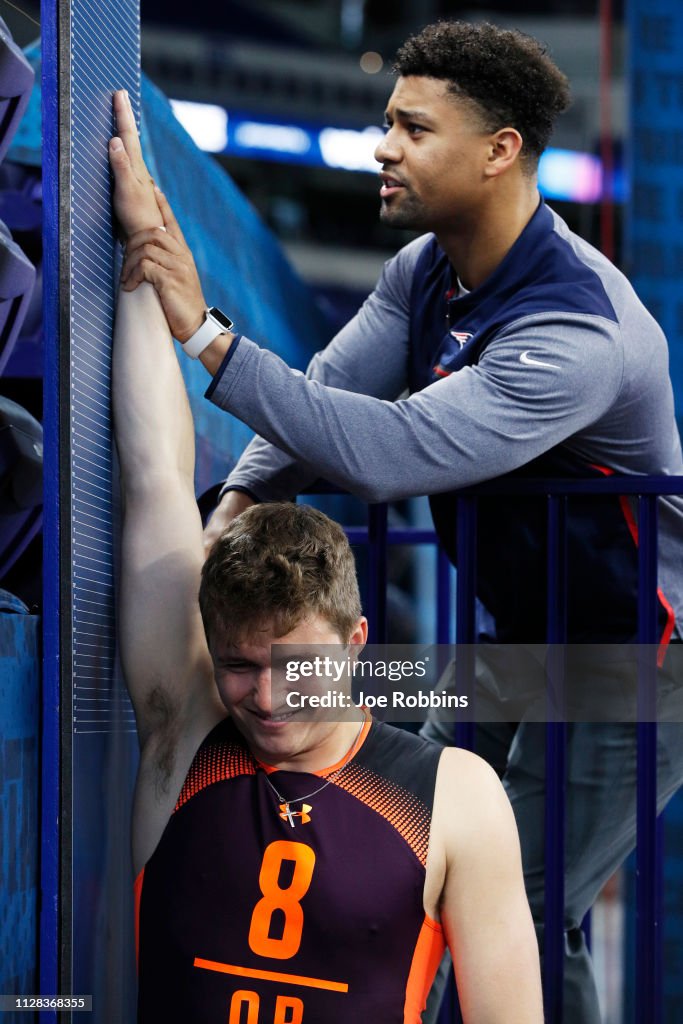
[
  {"x1": 68, "y1": 4, "x2": 139, "y2": 732},
  {"x1": 42, "y1": 0, "x2": 141, "y2": 1018}
]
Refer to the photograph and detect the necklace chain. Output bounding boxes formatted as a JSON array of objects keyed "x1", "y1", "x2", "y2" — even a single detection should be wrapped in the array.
[{"x1": 262, "y1": 716, "x2": 366, "y2": 826}]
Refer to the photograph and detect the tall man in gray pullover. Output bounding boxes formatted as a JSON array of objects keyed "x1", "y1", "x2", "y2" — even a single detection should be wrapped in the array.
[{"x1": 111, "y1": 20, "x2": 683, "y2": 1023}]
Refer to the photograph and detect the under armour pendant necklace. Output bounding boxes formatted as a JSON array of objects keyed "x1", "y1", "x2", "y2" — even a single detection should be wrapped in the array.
[{"x1": 262, "y1": 717, "x2": 366, "y2": 827}]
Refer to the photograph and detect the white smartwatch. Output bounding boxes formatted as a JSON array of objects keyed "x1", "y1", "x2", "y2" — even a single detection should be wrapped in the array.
[{"x1": 182, "y1": 307, "x2": 234, "y2": 359}]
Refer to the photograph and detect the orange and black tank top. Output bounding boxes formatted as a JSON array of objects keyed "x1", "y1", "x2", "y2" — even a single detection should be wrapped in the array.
[{"x1": 136, "y1": 717, "x2": 445, "y2": 1023}]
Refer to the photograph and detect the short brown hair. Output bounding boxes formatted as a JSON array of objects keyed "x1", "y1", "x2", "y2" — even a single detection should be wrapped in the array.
[{"x1": 199, "y1": 503, "x2": 361, "y2": 646}]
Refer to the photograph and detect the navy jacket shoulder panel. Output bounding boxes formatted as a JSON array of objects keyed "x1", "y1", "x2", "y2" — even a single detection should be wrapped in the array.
[{"x1": 408, "y1": 201, "x2": 619, "y2": 389}]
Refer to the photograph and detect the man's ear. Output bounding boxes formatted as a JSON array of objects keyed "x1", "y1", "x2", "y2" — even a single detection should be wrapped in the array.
[
  {"x1": 484, "y1": 127, "x2": 524, "y2": 178},
  {"x1": 348, "y1": 616, "x2": 368, "y2": 651}
]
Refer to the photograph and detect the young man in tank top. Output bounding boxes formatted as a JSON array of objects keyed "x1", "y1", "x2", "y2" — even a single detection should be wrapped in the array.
[{"x1": 110, "y1": 90, "x2": 542, "y2": 1023}]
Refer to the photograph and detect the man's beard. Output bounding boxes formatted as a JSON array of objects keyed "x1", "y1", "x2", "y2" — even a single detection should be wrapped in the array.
[{"x1": 379, "y1": 194, "x2": 427, "y2": 231}]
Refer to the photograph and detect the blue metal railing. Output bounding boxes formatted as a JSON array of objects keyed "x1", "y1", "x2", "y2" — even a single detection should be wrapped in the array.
[{"x1": 336, "y1": 474, "x2": 683, "y2": 1024}]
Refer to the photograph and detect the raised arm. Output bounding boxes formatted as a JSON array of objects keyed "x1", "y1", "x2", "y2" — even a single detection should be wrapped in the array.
[
  {"x1": 112, "y1": 285, "x2": 219, "y2": 742},
  {"x1": 432, "y1": 750, "x2": 543, "y2": 1024},
  {"x1": 110, "y1": 92, "x2": 221, "y2": 753}
]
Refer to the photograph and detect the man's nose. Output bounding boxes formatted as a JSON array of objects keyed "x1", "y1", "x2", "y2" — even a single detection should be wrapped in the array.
[
  {"x1": 252, "y1": 668, "x2": 273, "y2": 714},
  {"x1": 374, "y1": 128, "x2": 401, "y2": 165}
]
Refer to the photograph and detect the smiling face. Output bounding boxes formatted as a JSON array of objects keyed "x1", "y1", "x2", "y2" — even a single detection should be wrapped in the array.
[
  {"x1": 210, "y1": 612, "x2": 366, "y2": 771},
  {"x1": 374, "y1": 76, "x2": 495, "y2": 235}
]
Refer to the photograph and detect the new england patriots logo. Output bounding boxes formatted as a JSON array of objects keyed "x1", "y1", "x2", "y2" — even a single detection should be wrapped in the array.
[
  {"x1": 450, "y1": 330, "x2": 473, "y2": 349},
  {"x1": 433, "y1": 330, "x2": 473, "y2": 378}
]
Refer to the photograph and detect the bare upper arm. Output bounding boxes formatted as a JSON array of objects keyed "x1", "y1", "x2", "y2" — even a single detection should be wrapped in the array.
[
  {"x1": 110, "y1": 244, "x2": 227, "y2": 866},
  {"x1": 119, "y1": 478, "x2": 227, "y2": 869},
  {"x1": 118, "y1": 477, "x2": 224, "y2": 750},
  {"x1": 112, "y1": 281, "x2": 225, "y2": 754},
  {"x1": 427, "y1": 748, "x2": 543, "y2": 1024}
]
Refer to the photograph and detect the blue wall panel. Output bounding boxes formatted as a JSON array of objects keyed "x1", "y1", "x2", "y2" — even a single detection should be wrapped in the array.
[
  {"x1": 68, "y1": 2, "x2": 141, "y2": 1018},
  {"x1": 627, "y1": 0, "x2": 683, "y2": 423},
  {"x1": 41, "y1": 0, "x2": 142, "y2": 1016},
  {"x1": 625, "y1": 5, "x2": 683, "y2": 1016},
  {"x1": 0, "y1": 610, "x2": 40, "y2": 1006}
]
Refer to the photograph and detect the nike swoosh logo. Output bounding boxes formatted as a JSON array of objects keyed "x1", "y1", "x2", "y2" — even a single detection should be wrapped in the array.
[{"x1": 519, "y1": 350, "x2": 560, "y2": 370}]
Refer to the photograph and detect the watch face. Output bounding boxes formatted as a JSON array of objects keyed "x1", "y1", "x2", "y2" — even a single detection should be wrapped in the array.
[{"x1": 208, "y1": 306, "x2": 234, "y2": 331}]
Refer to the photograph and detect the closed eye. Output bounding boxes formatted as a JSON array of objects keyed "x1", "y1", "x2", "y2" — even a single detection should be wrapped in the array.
[{"x1": 217, "y1": 660, "x2": 256, "y2": 673}]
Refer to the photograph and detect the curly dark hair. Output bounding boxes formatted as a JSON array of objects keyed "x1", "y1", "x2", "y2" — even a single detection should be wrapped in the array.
[
  {"x1": 199, "y1": 502, "x2": 361, "y2": 646},
  {"x1": 393, "y1": 21, "x2": 571, "y2": 166}
]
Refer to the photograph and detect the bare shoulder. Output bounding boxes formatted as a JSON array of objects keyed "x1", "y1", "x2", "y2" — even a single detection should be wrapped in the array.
[
  {"x1": 434, "y1": 745, "x2": 509, "y2": 817},
  {"x1": 426, "y1": 747, "x2": 544, "y2": 1021},
  {"x1": 427, "y1": 746, "x2": 520, "y2": 885}
]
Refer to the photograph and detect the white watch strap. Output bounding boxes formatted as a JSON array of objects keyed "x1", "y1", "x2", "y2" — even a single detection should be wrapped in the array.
[{"x1": 182, "y1": 313, "x2": 225, "y2": 359}]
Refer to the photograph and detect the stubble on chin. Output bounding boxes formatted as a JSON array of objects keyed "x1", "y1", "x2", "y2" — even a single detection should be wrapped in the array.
[{"x1": 379, "y1": 198, "x2": 422, "y2": 232}]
